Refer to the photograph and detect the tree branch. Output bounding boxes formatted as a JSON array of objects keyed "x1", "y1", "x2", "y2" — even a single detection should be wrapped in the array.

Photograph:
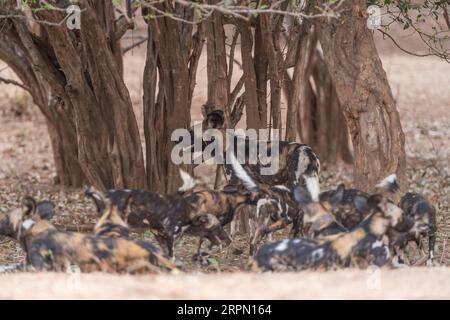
[
  {"x1": 123, "y1": 36, "x2": 148, "y2": 54},
  {"x1": 0, "y1": 75, "x2": 30, "y2": 91}
]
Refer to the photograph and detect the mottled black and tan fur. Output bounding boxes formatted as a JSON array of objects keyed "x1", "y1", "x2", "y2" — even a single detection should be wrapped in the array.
[{"x1": 0, "y1": 196, "x2": 176, "y2": 273}]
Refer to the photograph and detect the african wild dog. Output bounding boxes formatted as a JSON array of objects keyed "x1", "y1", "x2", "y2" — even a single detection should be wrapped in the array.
[
  {"x1": 395, "y1": 192, "x2": 437, "y2": 266},
  {"x1": 227, "y1": 151, "x2": 303, "y2": 255},
  {"x1": 182, "y1": 182, "x2": 259, "y2": 257},
  {"x1": 90, "y1": 189, "x2": 231, "y2": 257},
  {"x1": 0, "y1": 196, "x2": 176, "y2": 273},
  {"x1": 0, "y1": 200, "x2": 55, "y2": 239},
  {"x1": 86, "y1": 170, "x2": 235, "y2": 258},
  {"x1": 86, "y1": 169, "x2": 197, "y2": 257},
  {"x1": 316, "y1": 179, "x2": 437, "y2": 266},
  {"x1": 318, "y1": 185, "x2": 372, "y2": 230},
  {"x1": 293, "y1": 184, "x2": 349, "y2": 239},
  {"x1": 252, "y1": 190, "x2": 404, "y2": 272},
  {"x1": 187, "y1": 110, "x2": 321, "y2": 198}
]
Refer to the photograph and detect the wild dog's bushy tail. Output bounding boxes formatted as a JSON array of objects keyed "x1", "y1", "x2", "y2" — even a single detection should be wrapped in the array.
[
  {"x1": 85, "y1": 187, "x2": 106, "y2": 214},
  {"x1": 375, "y1": 174, "x2": 399, "y2": 194},
  {"x1": 296, "y1": 145, "x2": 321, "y2": 202},
  {"x1": 228, "y1": 152, "x2": 259, "y2": 192},
  {"x1": 178, "y1": 169, "x2": 197, "y2": 193}
]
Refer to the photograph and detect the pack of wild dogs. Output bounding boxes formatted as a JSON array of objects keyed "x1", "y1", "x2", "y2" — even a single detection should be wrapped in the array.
[{"x1": 0, "y1": 111, "x2": 437, "y2": 274}]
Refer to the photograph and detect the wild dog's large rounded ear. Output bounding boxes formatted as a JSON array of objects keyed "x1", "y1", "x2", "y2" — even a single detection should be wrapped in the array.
[
  {"x1": 329, "y1": 184, "x2": 345, "y2": 207},
  {"x1": 36, "y1": 201, "x2": 55, "y2": 220},
  {"x1": 353, "y1": 195, "x2": 368, "y2": 213},
  {"x1": 223, "y1": 184, "x2": 239, "y2": 193},
  {"x1": 205, "y1": 110, "x2": 225, "y2": 129},
  {"x1": 294, "y1": 186, "x2": 312, "y2": 206},
  {"x1": 21, "y1": 197, "x2": 37, "y2": 217},
  {"x1": 84, "y1": 187, "x2": 106, "y2": 215},
  {"x1": 366, "y1": 194, "x2": 387, "y2": 212}
]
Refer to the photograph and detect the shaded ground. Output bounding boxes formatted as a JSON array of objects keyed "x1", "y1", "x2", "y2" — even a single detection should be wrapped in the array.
[{"x1": 0, "y1": 31, "x2": 449, "y2": 298}]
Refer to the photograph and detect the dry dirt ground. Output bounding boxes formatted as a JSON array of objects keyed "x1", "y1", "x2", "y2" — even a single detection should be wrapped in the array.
[{"x1": 0, "y1": 29, "x2": 449, "y2": 298}]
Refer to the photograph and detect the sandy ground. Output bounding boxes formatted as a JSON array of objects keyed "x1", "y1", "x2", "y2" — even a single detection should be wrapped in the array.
[
  {"x1": 1, "y1": 267, "x2": 450, "y2": 299},
  {"x1": 0, "y1": 25, "x2": 449, "y2": 299}
]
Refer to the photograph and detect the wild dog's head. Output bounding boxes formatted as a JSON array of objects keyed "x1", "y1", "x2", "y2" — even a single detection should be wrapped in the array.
[
  {"x1": 294, "y1": 184, "x2": 348, "y2": 237},
  {"x1": 189, "y1": 213, "x2": 232, "y2": 247},
  {"x1": 371, "y1": 174, "x2": 403, "y2": 228},
  {"x1": 85, "y1": 187, "x2": 132, "y2": 216},
  {"x1": 85, "y1": 188, "x2": 130, "y2": 236},
  {"x1": 202, "y1": 109, "x2": 225, "y2": 130},
  {"x1": 399, "y1": 192, "x2": 436, "y2": 238},
  {"x1": 185, "y1": 109, "x2": 225, "y2": 152},
  {"x1": 0, "y1": 197, "x2": 55, "y2": 240}
]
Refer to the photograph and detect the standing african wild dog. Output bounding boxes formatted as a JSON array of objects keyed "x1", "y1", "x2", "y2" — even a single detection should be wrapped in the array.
[
  {"x1": 227, "y1": 151, "x2": 303, "y2": 255},
  {"x1": 86, "y1": 169, "x2": 237, "y2": 258},
  {"x1": 396, "y1": 192, "x2": 437, "y2": 266},
  {"x1": 0, "y1": 196, "x2": 176, "y2": 273},
  {"x1": 187, "y1": 110, "x2": 321, "y2": 199}
]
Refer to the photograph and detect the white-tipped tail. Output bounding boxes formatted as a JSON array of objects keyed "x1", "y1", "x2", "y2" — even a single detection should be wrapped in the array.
[
  {"x1": 375, "y1": 174, "x2": 399, "y2": 193},
  {"x1": 228, "y1": 152, "x2": 259, "y2": 192},
  {"x1": 178, "y1": 169, "x2": 197, "y2": 193},
  {"x1": 304, "y1": 173, "x2": 320, "y2": 202}
]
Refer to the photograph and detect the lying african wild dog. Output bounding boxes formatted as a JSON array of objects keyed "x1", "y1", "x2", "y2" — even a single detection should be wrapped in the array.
[
  {"x1": 0, "y1": 196, "x2": 176, "y2": 273},
  {"x1": 187, "y1": 110, "x2": 321, "y2": 199},
  {"x1": 316, "y1": 179, "x2": 437, "y2": 266},
  {"x1": 0, "y1": 200, "x2": 55, "y2": 238},
  {"x1": 252, "y1": 187, "x2": 404, "y2": 272},
  {"x1": 227, "y1": 151, "x2": 303, "y2": 255},
  {"x1": 86, "y1": 170, "x2": 234, "y2": 258}
]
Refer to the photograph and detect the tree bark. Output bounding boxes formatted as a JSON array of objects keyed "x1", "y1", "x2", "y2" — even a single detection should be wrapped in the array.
[
  {"x1": 143, "y1": 4, "x2": 204, "y2": 193},
  {"x1": 0, "y1": 0, "x2": 146, "y2": 190},
  {"x1": 205, "y1": 2, "x2": 230, "y2": 123},
  {"x1": 0, "y1": 14, "x2": 84, "y2": 187},
  {"x1": 297, "y1": 50, "x2": 353, "y2": 166},
  {"x1": 315, "y1": 0, "x2": 406, "y2": 189},
  {"x1": 285, "y1": 24, "x2": 315, "y2": 142},
  {"x1": 35, "y1": 0, "x2": 146, "y2": 190},
  {"x1": 236, "y1": 19, "x2": 266, "y2": 129}
]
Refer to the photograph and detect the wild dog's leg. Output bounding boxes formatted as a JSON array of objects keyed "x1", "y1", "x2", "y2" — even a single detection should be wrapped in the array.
[
  {"x1": 167, "y1": 236, "x2": 174, "y2": 259},
  {"x1": 289, "y1": 214, "x2": 303, "y2": 238},
  {"x1": 391, "y1": 245, "x2": 408, "y2": 268},
  {"x1": 427, "y1": 234, "x2": 436, "y2": 267},
  {"x1": 192, "y1": 238, "x2": 204, "y2": 261},
  {"x1": 27, "y1": 248, "x2": 48, "y2": 271},
  {"x1": 416, "y1": 238, "x2": 425, "y2": 255},
  {"x1": 250, "y1": 227, "x2": 265, "y2": 256},
  {"x1": 154, "y1": 234, "x2": 172, "y2": 258},
  {"x1": 266, "y1": 220, "x2": 286, "y2": 233}
]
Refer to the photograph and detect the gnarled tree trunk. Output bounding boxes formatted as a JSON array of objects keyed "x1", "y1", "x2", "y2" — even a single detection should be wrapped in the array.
[
  {"x1": 0, "y1": 0, "x2": 146, "y2": 190},
  {"x1": 315, "y1": 0, "x2": 406, "y2": 189},
  {"x1": 143, "y1": 4, "x2": 204, "y2": 193}
]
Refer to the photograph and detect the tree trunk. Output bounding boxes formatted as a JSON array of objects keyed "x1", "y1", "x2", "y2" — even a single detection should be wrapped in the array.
[
  {"x1": 205, "y1": 2, "x2": 229, "y2": 122},
  {"x1": 285, "y1": 24, "x2": 315, "y2": 142},
  {"x1": 143, "y1": 4, "x2": 204, "y2": 193},
  {"x1": 297, "y1": 50, "x2": 353, "y2": 166},
  {"x1": 315, "y1": 0, "x2": 406, "y2": 189},
  {"x1": 1, "y1": 0, "x2": 146, "y2": 190},
  {"x1": 36, "y1": 0, "x2": 146, "y2": 190},
  {"x1": 0, "y1": 16, "x2": 84, "y2": 187},
  {"x1": 236, "y1": 20, "x2": 266, "y2": 129}
]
